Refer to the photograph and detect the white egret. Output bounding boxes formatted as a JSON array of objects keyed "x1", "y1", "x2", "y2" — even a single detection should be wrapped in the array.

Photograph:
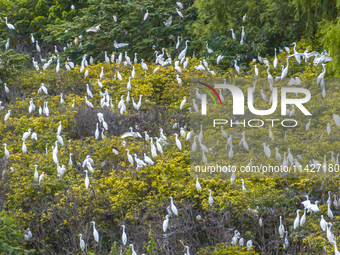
[
  {"x1": 180, "y1": 127, "x2": 186, "y2": 138},
  {"x1": 85, "y1": 96, "x2": 94, "y2": 108},
  {"x1": 184, "y1": 246, "x2": 190, "y2": 255},
  {"x1": 307, "y1": 201, "x2": 319, "y2": 213},
  {"x1": 239, "y1": 238, "x2": 244, "y2": 246},
  {"x1": 273, "y1": 48, "x2": 278, "y2": 68},
  {"x1": 143, "y1": 9, "x2": 149, "y2": 21},
  {"x1": 134, "y1": 154, "x2": 146, "y2": 168},
  {"x1": 4, "y1": 83, "x2": 9, "y2": 93},
  {"x1": 141, "y1": 59, "x2": 148, "y2": 70},
  {"x1": 195, "y1": 175, "x2": 201, "y2": 190},
  {"x1": 175, "y1": 36, "x2": 181, "y2": 49},
  {"x1": 300, "y1": 209, "x2": 306, "y2": 226},
  {"x1": 95, "y1": 123, "x2": 99, "y2": 139},
  {"x1": 283, "y1": 231, "x2": 289, "y2": 249},
  {"x1": 56, "y1": 59, "x2": 60, "y2": 73},
  {"x1": 28, "y1": 100, "x2": 35, "y2": 113},
  {"x1": 332, "y1": 113, "x2": 340, "y2": 126},
  {"x1": 155, "y1": 137, "x2": 163, "y2": 154},
  {"x1": 22, "y1": 140, "x2": 28, "y2": 154},
  {"x1": 281, "y1": 58, "x2": 289, "y2": 79},
  {"x1": 34, "y1": 42, "x2": 41, "y2": 54},
  {"x1": 202, "y1": 150, "x2": 207, "y2": 164},
  {"x1": 5, "y1": 17, "x2": 15, "y2": 30},
  {"x1": 176, "y1": 2, "x2": 183, "y2": 9},
  {"x1": 55, "y1": 121, "x2": 62, "y2": 136},
  {"x1": 218, "y1": 89, "x2": 224, "y2": 103},
  {"x1": 69, "y1": 153, "x2": 73, "y2": 166},
  {"x1": 4, "y1": 110, "x2": 11, "y2": 122},
  {"x1": 176, "y1": 8, "x2": 183, "y2": 18},
  {"x1": 57, "y1": 134, "x2": 64, "y2": 146},
  {"x1": 216, "y1": 55, "x2": 224, "y2": 65},
  {"x1": 34, "y1": 165, "x2": 39, "y2": 181},
  {"x1": 241, "y1": 179, "x2": 246, "y2": 191},
  {"x1": 254, "y1": 65, "x2": 258, "y2": 76},
  {"x1": 305, "y1": 119, "x2": 311, "y2": 130},
  {"x1": 260, "y1": 89, "x2": 267, "y2": 101},
  {"x1": 84, "y1": 170, "x2": 89, "y2": 189},
  {"x1": 99, "y1": 67, "x2": 104, "y2": 80},
  {"x1": 124, "y1": 77, "x2": 131, "y2": 90},
  {"x1": 122, "y1": 225, "x2": 127, "y2": 245},
  {"x1": 208, "y1": 190, "x2": 213, "y2": 206},
  {"x1": 180, "y1": 96, "x2": 186, "y2": 109},
  {"x1": 328, "y1": 202, "x2": 333, "y2": 220},
  {"x1": 228, "y1": 145, "x2": 233, "y2": 159},
  {"x1": 134, "y1": 53, "x2": 138, "y2": 64},
  {"x1": 191, "y1": 136, "x2": 198, "y2": 152},
  {"x1": 126, "y1": 149, "x2": 134, "y2": 165},
  {"x1": 86, "y1": 84, "x2": 93, "y2": 98},
  {"x1": 279, "y1": 216, "x2": 285, "y2": 238},
  {"x1": 79, "y1": 234, "x2": 85, "y2": 251},
  {"x1": 3, "y1": 143, "x2": 10, "y2": 158},
  {"x1": 259, "y1": 217, "x2": 263, "y2": 227},
  {"x1": 60, "y1": 93, "x2": 65, "y2": 104},
  {"x1": 150, "y1": 138, "x2": 157, "y2": 158},
  {"x1": 163, "y1": 215, "x2": 169, "y2": 232},
  {"x1": 234, "y1": 60, "x2": 240, "y2": 74},
  {"x1": 333, "y1": 241, "x2": 340, "y2": 255},
  {"x1": 268, "y1": 128, "x2": 274, "y2": 141},
  {"x1": 84, "y1": 69, "x2": 89, "y2": 79},
  {"x1": 292, "y1": 42, "x2": 301, "y2": 63},
  {"x1": 97, "y1": 79, "x2": 103, "y2": 89},
  {"x1": 327, "y1": 223, "x2": 335, "y2": 243},
  {"x1": 206, "y1": 42, "x2": 213, "y2": 53},
  {"x1": 5, "y1": 38, "x2": 9, "y2": 50},
  {"x1": 327, "y1": 123, "x2": 331, "y2": 135},
  {"x1": 230, "y1": 170, "x2": 236, "y2": 184},
  {"x1": 178, "y1": 40, "x2": 189, "y2": 60},
  {"x1": 114, "y1": 40, "x2": 129, "y2": 49},
  {"x1": 116, "y1": 71, "x2": 122, "y2": 81},
  {"x1": 317, "y1": 63, "x2": 326, "y2": 86},
  {"x1": 129, "y1": 244, "x2": 137, "y2": 255},
  {"x1": 90, "y1": 221, "x2": 99, "y2": 242},
  {"x1": 143, "y1": 153, "x2": 154, "y2": 165},
  {"x1": 39, "y1": 172, "x2": 46, "y2": 184},
  {"x1": 293, "y1": 209, "x2": 300, "y2": 229},
  {"x1": 302, "y1": 195, "x2": 311, "y2": 208},
  {"x1": 170, "y1": 197, "x2": 178, "y2": 215},
  {"x1": 86, "y1": 24, "x2": 101, "y2": 32},
  {"x1": 174, "y1": 133, "x2": 182, "y2": 150},
  {"x1": 230, "y1": 29, "x2": 236, "y2": 40},
  {"x1": 275, "y1": 147, "x2": 281, "y2": 161},
  {"x1": 327, "y1": 190, "x2": 332, "y2": 205}
]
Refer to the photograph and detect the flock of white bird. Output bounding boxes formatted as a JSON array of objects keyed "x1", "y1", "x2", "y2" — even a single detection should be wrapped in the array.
[{"x1": 1, "y1": 2, "x2": 339, "y2": 254}]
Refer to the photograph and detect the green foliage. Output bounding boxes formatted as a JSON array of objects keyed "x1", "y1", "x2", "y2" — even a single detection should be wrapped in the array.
[
  {"x1": 0, "y1": 211, "x2": 26, "y2": 254},
  {"x1": 0, "y1": 48, "x2": 338, "y2": 254},
  {"x1": 0, "y1": 0, "x2": 196, "y2": 65},
  {"x1": 197, "y1": 243, "x2": 259, "y2": 254},
  {"x1": 192, "y1": 0, "x2": 303, "y2": 64},
  {"x1": 319, "y1": 18, "x2": 340, "y2": 75},
  {"x1": 0, "y1": 49, "x2": 28, "y2": 82},
  {"x1": 1, "y1": 0, "x2": 339, "y2": 72},
  {"x1": 291, "y1": 0, "x2": 339, "y2": 38},
  {"x1": 0, "y1": 0, "x2": 340, "y2": 253}
]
